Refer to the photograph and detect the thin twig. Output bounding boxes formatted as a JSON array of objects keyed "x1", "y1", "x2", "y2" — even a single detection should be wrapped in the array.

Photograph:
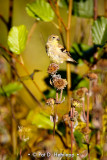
[
  {"x1": 55, "y1": 0, "x2": 66, "y2": 47},
  {"x1": 27, "y1": 21, "x2": 38, "y2": 44},
  {"x1": 55, "y1": 130, "x2": 70, "y2": 149},
  {"x1": 94, "y1": 0, "x2": 98, "y2": 20},
  {"x1": 48, "y1": 0, "x2": 67, "y2": 30},
  {"x1": 8, "y1": 0, "x2": 14, "y2": 31},
  {"x1": 82, "y1": 99, "x2": 87, "y2": 122},
  {"x1": 70, "y1": 107, "x2": 73, "y2": 160},
  {"x1": 104, "y1": 0, "x2": 107, "y2": 17},
  {"x1": 87, "y1": 94, "x2": 89, "y2": 129},
  {"x1": 0, "y1": 14, "x2": 8, "y2": 26},
  {"x1": 59, "y1": 89, "x2": 63, "y2": 102}
]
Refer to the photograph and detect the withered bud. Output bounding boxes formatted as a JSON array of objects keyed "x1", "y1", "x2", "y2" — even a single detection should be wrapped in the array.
[
  {"x1": 47, "y1": 63, "x2": 59, "y2": 75},
  {"x1": 46, "y1": 98, "x2": 55, "y2": 106},
  {"x1": 85, "y1": 73, "x2": 98, "y2": 80},
  {"x1": 92, "y1": 85, "x2": 102, "y2": 94},
  {"x1": 53, "y1": 77, "x2": 67, "y2": 90},
  {"x1": 82, "y1": 127, "x2": 91, "y2": 135},
  {"x1": 97, "y1": 59, "x2": 107, "y2": 70},
  {"x1": 76, "y1": 87, "x2": 88, "y2": 97},
  {"x1": 63, "y1": 113, "x2": 70, "y2": 122},
  {"x1": 71, "y1": 99, "x2": 82, "y2": 108}
]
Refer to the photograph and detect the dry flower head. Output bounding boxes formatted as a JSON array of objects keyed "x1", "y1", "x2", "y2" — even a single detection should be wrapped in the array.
[
  {"x1": 53, "y1": 77, "x2": 67, "y2": 90},
  {"x1": 71, "y1": 99, "x2": 82, "y2": 108},
  {"x1": 85, "y1": 73, "x2": 98, "y2": 80},
  {"x1": 76, "y1": 87, "x2": 88, "y2": 97},
  {"x1": 47, "y1": 63, "x2": 59, "y2": 75},
  {"x1": 46, "y1": 98, "x2": 55, "y2": 106}
]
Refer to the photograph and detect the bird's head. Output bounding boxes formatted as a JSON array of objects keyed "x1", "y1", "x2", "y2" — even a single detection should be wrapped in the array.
[{"x1": 47, "y1": 35, "x2": 60, "y2": 44}]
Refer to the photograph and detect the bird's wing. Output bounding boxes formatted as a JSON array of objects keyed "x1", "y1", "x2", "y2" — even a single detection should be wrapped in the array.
[
  {"x1": 58, "y1": 44, "x2": 66, "y2": 52},
  {"x1": 45, "y1": 44, "x2": 49, "y2": 53}
]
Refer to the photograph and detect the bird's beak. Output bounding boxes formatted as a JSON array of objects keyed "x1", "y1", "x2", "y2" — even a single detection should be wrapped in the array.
[{"x1": 57, "y1": 37, "x2": 60, "y2": 41}]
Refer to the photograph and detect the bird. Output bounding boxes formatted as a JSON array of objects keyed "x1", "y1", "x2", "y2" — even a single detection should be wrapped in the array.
[{"x1": 45, "y1": 34, "x2": 77, "y2": 64}]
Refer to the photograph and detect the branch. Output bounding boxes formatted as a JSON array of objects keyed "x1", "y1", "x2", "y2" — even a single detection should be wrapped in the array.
[
  {"x1": 48, "y1": 0, "x2": 67, "y2": 30},
  {"x1": 55, "y1": 130, "x2": 70, "y2": 149},
  {"x1": 104, "y1": 0, "x2": 107, "y2": 17},
  {"x1": 8, "y1": 0, "x2": 14, "y2": 31},
  {"x1": 0, "y1": 14, "x2": 8, "y2": 26},
  {"x1": 27, "y1": 21, "x2": 38, "y2": 44},
  {"x1": 94, "y1": 0, "x2": 98, "y2": 20}
]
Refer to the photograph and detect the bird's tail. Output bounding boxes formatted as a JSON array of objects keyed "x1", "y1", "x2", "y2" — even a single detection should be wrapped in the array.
[{"x1": 67, "y1": 57, "x2": 77, "y2": 63}]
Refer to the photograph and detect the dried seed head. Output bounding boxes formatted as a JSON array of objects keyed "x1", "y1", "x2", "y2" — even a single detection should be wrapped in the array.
[
  {"x1": 63, "y1": 113, "x2": 70, "y2": 121},
  {"x1": 85, "y1": 73, "x2": 98, "y2": 80},
  {"x1": 82, "y1": 127, "x2": 91, "y2": 134},
  {"x1": 74, "y1": 111, "x2": 79, "y2": 119},
  {"x1": 76, "y1": 87, "x2": 88, "y2": 97},
  {"x1": 53, "y1": 77, "x2": 67, "y2": 90},
  {"x1": 71, "y1": 99, "x2": 81, "y2": 108},
  {"x1": 97, "y1": 59, "x2": 107, "y2": 70},
  {"x1": 47, "y1": 63, "x2": 59, "y2": 75},
  {"x1": 92, "y1": 85, "x2": 102, "y2": 94},
  {"x1": 46, "y1": 98, "x2": 55, "y2": 106}
]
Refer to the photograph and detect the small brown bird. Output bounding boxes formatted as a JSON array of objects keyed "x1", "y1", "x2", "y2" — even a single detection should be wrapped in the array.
[{"x1": 45, "y1": 34, "x2": 77, "y2": 64}]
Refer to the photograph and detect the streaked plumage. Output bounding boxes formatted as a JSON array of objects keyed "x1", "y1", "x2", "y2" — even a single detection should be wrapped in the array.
[{"x1": 46, "y1": 34, "x2": 77, "y2": 64}]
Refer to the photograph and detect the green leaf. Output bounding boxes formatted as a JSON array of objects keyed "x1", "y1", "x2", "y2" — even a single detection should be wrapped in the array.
[
  {"x1": 0, "y1": 82, "x2": 23, "y2": 96},
  {"x1": 8, "y1": 25, "x2": 28, "y2": 54},
  {"x1": 74, "y1": 130, "x2": 84, "y2": 148},
  {"x1": 92, "y1": 17, "x2": 107, "y2": 45},
  {"x1": 73, "y1": 0, "x2": 94, "y2": 18},
  {"x1": 27, "y1": 111, "x2": 57, "y2": 130},
  {"x1": 26, "y1": 0, "x2": 55, "y2": 22}
]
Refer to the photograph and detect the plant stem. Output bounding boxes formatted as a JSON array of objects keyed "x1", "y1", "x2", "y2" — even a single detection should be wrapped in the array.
[
  {"x1": 0, "y1": 14, "x2": 8, "y2": 26},
  {"x1": 104, "y1": 0, "x2": 107, "y2": 17},
  {"x1": 56, "y1": 90, "x2": 59, "y2": 103},
  {"x1": 48, "y1": 0, "x2": 67, "y2": 30},
  {"x1": 94, "y1": 0, "x2": 98, "y2": 20},
  {"x1": 82, "y1": 99, "x2": 86, "y2": 122},
  {"x1": 59, "y1": 89, "x2": 63, "y2": 102},
  {"x1": 27, "y1": 21, "x2": 38, "y2": 44},
  {"x1": 55, "y1": 0, "x2": 66, "y2": 47},
  {"x1": 66, "y1": 0, "x2": 72, "y2": 110},
  {"x1": 87, "y1": 94, "x2": 89, "y2": 129},
  {"x1": 70, "y1": 107, "x2": 73, "y2": 160}
]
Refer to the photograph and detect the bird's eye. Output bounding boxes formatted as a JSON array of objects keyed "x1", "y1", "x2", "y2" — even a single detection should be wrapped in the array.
[{"x1": 52, "y1": 36, "x2": 55, "y2": 39}]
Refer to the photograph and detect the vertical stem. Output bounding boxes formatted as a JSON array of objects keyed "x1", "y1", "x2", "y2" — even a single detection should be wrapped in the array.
[
  {"x1": 87, "y1": 94, "x2": 89, "y2": 129},
  {"x1": 66, "y1": 0, "x2": 72, "y2": 149},
  {"x1": 104, "y1": 0, "x2": 107, "y2": 17},
  {"x1": 70, "y1": 107, "x2": 73, "y2": 160},
  {"x1": 55, "y1": 1, "x2": 66, "y2": 47},
  {"x1": 8, "y1": 0, "x2": 14, "y2": 31},
  {"x1": 59, "y1": 89, "x2": 63, "y2": 102},
  {"x1": 94, "y1": 0, "x2": 98, "y2": 20},
  {"x1": 82, "y1": 98, "x2": 86, "y2": 121},
  {"x1": 56, "y1": 90, "x2": 59, "y2": 103},
  {"x1": 8, "y1": 0, "x2": 17, "y2": 155},
  {"x1": 66, "y1": 0, "x2": 72, "y2": 110}
]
